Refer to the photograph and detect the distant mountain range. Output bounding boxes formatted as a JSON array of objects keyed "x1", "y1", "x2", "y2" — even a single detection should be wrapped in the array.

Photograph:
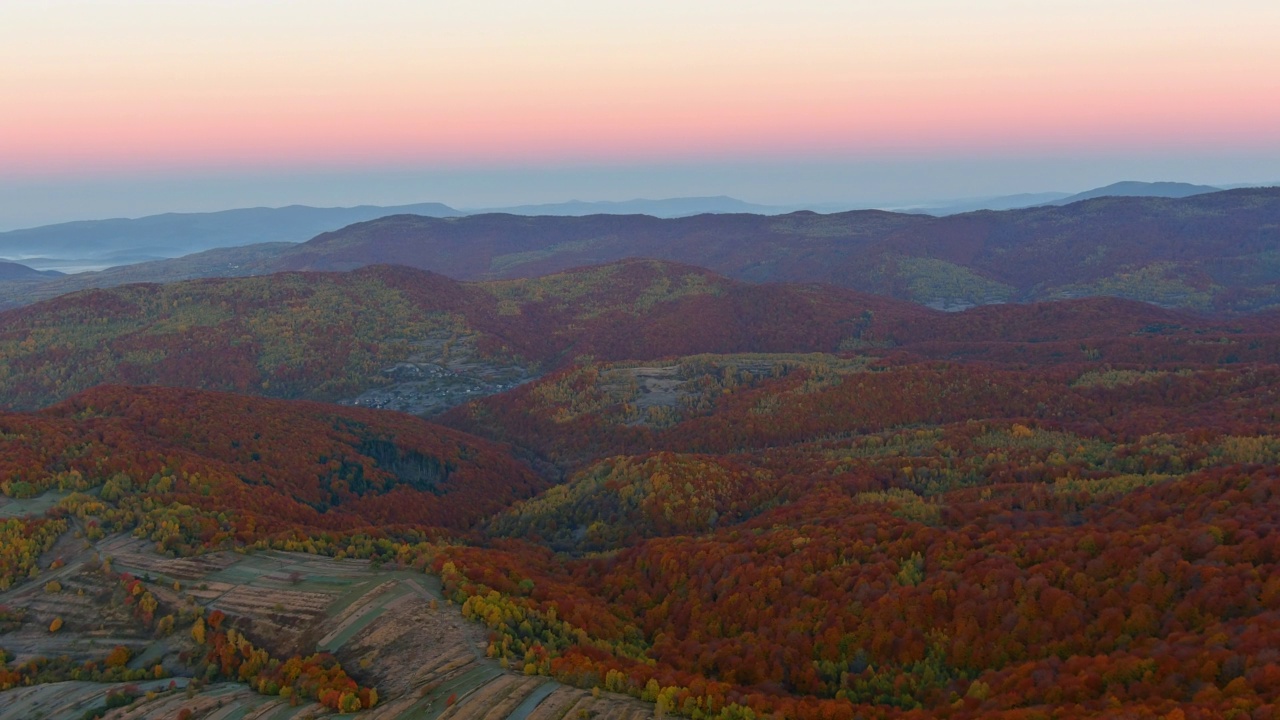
[
  {"x1": 0, "y1": 202, "x2": 461, "y2": 271},
  {"x1": 466, "y1": 195, "x2": 787, "y2": 217},
  {"x1": 261, "y1": 187, "x2": 1280, "y2": 313},
  {"x1": 1047, "y1": 180, "x2": 1223, "y2": 205},
  {"x1": 3, "y1": 187, "x2": 1279, "y2": 314},
  {"x1": 6, "y1": 181, "x2": 1263, "y2": 273},
  {"x1": 0, "y1": 197, "x2": 792, "y2": 272}
]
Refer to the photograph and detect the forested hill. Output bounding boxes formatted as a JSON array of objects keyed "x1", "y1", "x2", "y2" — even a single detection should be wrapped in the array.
[
  {"x1": 427, "y1": 344, "x2": 1280, "y2": 720},
  {"x1": 0, "y1": 260, "x2": 928, "y2": 411},
  {"x1": 0, "y1": 384, "x2": 544, "y2": 541},
  {"x1": 3, "y1": 258, "x2": 1277, "y2": 414}
]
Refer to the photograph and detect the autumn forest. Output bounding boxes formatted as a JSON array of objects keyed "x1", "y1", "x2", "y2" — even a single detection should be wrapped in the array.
[{"x1": 2, "y1": 203, "x2": 1280, "y2": 719}]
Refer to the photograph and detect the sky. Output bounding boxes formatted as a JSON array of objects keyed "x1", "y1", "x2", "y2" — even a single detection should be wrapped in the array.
[{"x1": 2, "y1": 0, "x2": 1279, "y2": 229}]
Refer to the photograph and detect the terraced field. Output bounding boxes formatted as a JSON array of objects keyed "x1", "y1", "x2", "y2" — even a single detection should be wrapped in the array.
[
  {"x1": 1, "y1": 532, "x2": 656, "y2": 719},
  {"x1": 0, "y1": 527, "x2": 163, "y2": 665},
  {"x1": 0, "y1": 678, "x2": 190, "y2": 720}
]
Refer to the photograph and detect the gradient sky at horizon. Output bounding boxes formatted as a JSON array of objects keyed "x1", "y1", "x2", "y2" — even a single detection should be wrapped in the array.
[{"x1": 2, "y1": 0, "x2": 1279, "y2": 228}]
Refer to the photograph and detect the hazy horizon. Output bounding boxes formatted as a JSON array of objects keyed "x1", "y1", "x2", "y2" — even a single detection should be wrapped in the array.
[
  {"x1": 2, "y1": 1, "x2": 1278, "y2": 229},
  {"x1": 3, "y1": 157, "x2": 1279, "y2": 231}
]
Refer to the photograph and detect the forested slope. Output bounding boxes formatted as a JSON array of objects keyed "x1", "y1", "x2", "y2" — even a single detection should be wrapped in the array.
[
  {"x1": 0, "y1": 260, "x2": 925, "y2": 411},
  {"x1": 432, "y1": 353, "x2": 1280, "y2": 719},
  {"x1": 0, "y1": 384, "x2": 541, "y2": 559}
]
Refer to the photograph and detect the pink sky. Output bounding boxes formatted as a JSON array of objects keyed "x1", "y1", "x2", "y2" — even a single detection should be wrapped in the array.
[
  {"x1": 1, "y1": 1, "x2": 1279, "y2": 228},
  {"x1": 3, "y1": 1, "x2": 1279, "y2": 175}
]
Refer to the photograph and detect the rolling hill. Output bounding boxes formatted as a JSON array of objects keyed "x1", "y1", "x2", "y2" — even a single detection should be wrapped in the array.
[{"x1": 4, "y1": 257, "x2": 1275, "y2": 417}]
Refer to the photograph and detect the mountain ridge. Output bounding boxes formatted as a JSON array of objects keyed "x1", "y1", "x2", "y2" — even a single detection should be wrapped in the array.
[
  {"x1": 3, "y1": 187, "x2": 1280, "y2": 314},
  {"x1": 1, "y1": 180, "x2": 1256, "y2": 272},
  {"x1": 0, "y1": 202, "x2": 464, "y2": 271},
  {"x1": 257, "y1": 187, "x2": 1280, "y2": 313}
]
